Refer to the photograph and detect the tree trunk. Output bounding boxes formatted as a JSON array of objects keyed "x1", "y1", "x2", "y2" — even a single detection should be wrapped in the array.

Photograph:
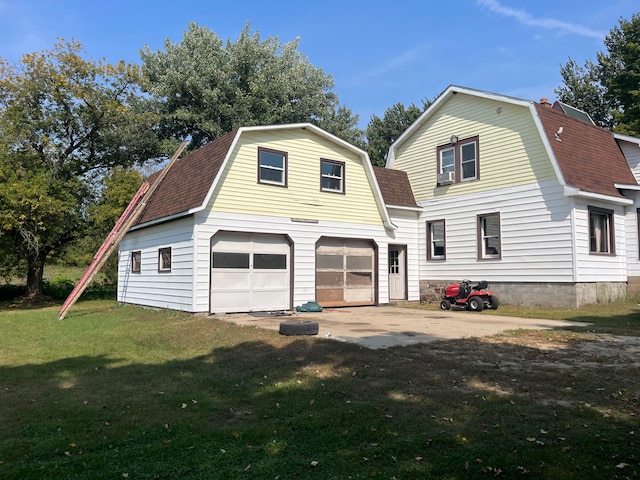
[{"x1": 25, "y1": 252, "x2": 46, "y2": 298}]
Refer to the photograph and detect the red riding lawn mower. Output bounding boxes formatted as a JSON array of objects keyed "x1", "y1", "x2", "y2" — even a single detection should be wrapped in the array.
[{"x1": 440, "y1": 279, "x2": 499, "y2": 312}]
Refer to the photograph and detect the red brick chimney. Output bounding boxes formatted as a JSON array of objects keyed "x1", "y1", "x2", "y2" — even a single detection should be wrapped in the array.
[{"x1": 540, "y1": 97, "x2": 552, "y2": 108}]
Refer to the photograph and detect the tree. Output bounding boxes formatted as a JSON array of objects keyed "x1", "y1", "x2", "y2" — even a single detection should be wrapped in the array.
[
  {"x1": 365, "y1": 101, "x2": 428, "y2": 167},
  {"x1": 140, "y1": 22, "x2": 362, "y2": 149},
  {"x1": 0, "y1": 40, "x2": 163, "y2": 299},
  {"x1": 60, "y1": 167, "x2": 146, "y2": 283},
  {"x1": 555, "y1": 13, "x2": 640, "y2": 134},
  {"x1": 555, "y1": 59, "x2": 612, "y2": 128},
  {"x1": 600, "y1": 13, "x2": 640, "y2": 135}
]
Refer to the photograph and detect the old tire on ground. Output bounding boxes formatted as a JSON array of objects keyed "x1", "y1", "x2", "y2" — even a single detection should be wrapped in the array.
[
  {"x1": 467, "y1": 296, "x2": 484, "y2": 312},
  {"x1": 440, "y1": 299, "x2": 451, "y2": 310},
  {"x1": 279, "y1": 320, "x2": 320, "y2": 336},
  {"x1": 487, "y1": 295, "x2": 500, "y2": 310}
]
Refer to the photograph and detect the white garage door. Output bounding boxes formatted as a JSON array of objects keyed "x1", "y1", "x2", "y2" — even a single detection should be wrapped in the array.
[
  {"x1": 211, "y1": 232, "x2": 291, "y2": 313},
  {"x1": 316, "y1": 238, "x2": 376, "y2": 307}
]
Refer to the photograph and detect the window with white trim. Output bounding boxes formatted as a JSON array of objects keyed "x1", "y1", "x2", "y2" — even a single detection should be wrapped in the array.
[
  {"x1": 478, "y1": 213, "x2": 501, "y2": 259},
  {"x1": 426, "y1": 220, "x2": 446, "y2": 260},
  {"x1": 158, "y1": 247, "x2": 172, "y2": 272},
  {"x1": 131, "y1": 251, "x2": 141, "y2": 273},
  {"x1": 320, "y1": 159, "x2": 345, "y2": 193},
  {"x1": 437, "y1": 136, "x2": 479, "y2": 185},
  {"x1": 258, "y1": 147, "x2": 287, "y2": 186},
  {"x1": 589, "y1": 206, "x2": 614, "y2": 255}
]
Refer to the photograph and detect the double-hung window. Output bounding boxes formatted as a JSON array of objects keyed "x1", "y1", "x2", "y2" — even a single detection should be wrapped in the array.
[
  {"x1": 320, "y1": 159, "x2": 345, "y2": 193},
  {"x1": 258, "y1": 147, "x2": 287, "y2": 186},
  {"x1": 478, "y1": 213, "x2": 501, "y2": 259},
  {"x1": 437, "y1": 136, "x2": 479, "y2": 185},
  {"x1": 589, "y1": 206, "x2": 614, "y2": 255},
  {"x1": 426, "y1": 220, "x2": 446, "y2": 260},
  {"x1": 158, "y1": 247, "x2": 172, "y2": 272}
]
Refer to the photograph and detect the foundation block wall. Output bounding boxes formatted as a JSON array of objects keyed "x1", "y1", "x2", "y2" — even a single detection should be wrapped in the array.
[{"x1": 420, "y1": 280, "x2": 628, "y2": 308}]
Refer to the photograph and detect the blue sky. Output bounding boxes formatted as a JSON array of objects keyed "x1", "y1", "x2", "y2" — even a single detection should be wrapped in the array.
[{"x1": 0, "y1": 0, "x2": 638, "y2": 128}]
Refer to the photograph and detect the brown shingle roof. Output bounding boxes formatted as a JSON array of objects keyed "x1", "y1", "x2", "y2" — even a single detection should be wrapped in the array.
[
  {"x1": 373, "y1": 166, "x2": 418, "y2": 208},
  {"x1": 535, "y1": 103, "x2": 636, "y2": 198},
  {"x1": 135, "y1": 130, "x2": 238, "y2": 225}
]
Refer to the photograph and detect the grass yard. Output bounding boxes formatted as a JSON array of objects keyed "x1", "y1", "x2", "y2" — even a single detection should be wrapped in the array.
[{"x1": 0, "y1": 300, "x2": 638, "y2": 479}]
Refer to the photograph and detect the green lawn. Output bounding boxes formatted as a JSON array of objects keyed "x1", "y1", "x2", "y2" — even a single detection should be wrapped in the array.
[{"x1": 0, "y1": 300, "x2": 638, "y2": 479}]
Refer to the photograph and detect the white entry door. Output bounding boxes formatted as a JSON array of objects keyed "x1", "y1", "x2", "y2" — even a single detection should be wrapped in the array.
[
  {"x1": 211, "y1": 232, "x2": 290, "y2": 313},
  {"x1": 388, "y1": 246, "x2": 406, "y2": 300}
]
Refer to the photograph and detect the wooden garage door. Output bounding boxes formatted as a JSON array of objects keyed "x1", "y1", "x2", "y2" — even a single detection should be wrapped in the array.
[
  {"x1": 211, "y1": 233, "x2": 290, "y2": 313},
  {"x1": 316, "y1": 238, "x2": 376, "y2": 307}
]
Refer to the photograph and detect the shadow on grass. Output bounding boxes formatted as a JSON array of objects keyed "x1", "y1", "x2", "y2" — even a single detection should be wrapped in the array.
[{"x1": 1, "y1": 330, "x2": 638, "y2": 479}]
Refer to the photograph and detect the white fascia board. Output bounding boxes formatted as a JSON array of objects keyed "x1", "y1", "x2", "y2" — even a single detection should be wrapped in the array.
[
  {"x1": 129, "y1": 211, "x2": 193, "y2": 231},
  {"x1": 386, "y1": 85, "x2": 532, "y2": 168},
  {"x1": 614, "y1": 132, "x2": 640, "y2": 146},
  {"x1": 614, "y1": 183, "x2": 640, "y2": 191},
  {"x1": 385, "y1": 204, "x2": 423, "y2": 212},
  {"x1": 190, "y1": 123, "x2": 397, "y2": 231},
  {"x1": 563, "y1": 185, "x2": 634, "y2": 205}
]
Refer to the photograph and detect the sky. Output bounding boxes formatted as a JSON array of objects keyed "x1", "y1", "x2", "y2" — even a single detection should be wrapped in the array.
[{"x1": 0, "y1": 0, "x2": 638, "y2": 129}]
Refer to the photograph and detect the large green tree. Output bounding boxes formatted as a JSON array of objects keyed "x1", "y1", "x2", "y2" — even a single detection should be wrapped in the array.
[
  {"x1": 365, "y1": 101, "x2": 428, "y2": 167},
  {"x1": 0, "y1": 40, "x2": 162, "y2": 299},
  {"x1": 555, "y1": 13, "x2": 640, "y2": 134},
  {"x1": 140, "y1": 22, "x2": 363, "y2": 148}
]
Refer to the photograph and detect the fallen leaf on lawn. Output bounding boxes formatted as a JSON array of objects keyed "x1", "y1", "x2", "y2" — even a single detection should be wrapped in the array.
[
  {"x1": 244, "y1": 464, "x2": 251, "y2": 471},
  {"x1": 526, "y1": 437, "x2": 536, "y2": 442},
  {"x1": 415, "y1": 456, "x2": 423, "y2": 461},
  {"x1": 616, "y1": 463, "x2": 629, "y2": 469},
  {"x1": 540, "y1": 429, "x2": 547, "y2": 434},
  {"x1": 310, "y1": 461, "x2": 319, "y2": 467}
]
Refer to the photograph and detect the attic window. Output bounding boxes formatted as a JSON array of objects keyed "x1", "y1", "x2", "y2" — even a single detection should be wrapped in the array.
[
  {"x1": 320, "y1": 159, "x2": 345, "y2": 193},
  {"x1": 437, "y1": 136, "x2": 479, "y2": 185},
  {"x1": 258, "y1": 147, "x2": 288, "y2": 187}
]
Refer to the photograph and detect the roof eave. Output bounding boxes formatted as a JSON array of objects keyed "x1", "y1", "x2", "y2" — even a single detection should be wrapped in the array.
[
  {"x1": 385, "y1": 204, "x2": 422, "y2": 212},
  {"x1": 563, "y1": 186, "x2": 634, "y2": 206},
  {"x1": 613, "y1": 133, "x2": 640, "y2": 146},
  {"x1": 129, "y1": 210, "x2": 193, "y2": 231}
]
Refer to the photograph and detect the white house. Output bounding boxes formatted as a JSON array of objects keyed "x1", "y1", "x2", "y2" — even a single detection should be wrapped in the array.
[
  {"x1": 387, "y1": 85, "x2": 640, "y2": 307},
  {"x1": 118, "y1": 124, "x2": 420, "y2": 314}
]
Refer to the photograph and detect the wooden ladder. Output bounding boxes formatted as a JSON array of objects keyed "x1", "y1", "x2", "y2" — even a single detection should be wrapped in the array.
[{"x1": 58, "y1": 141, "x2": 188, "y2": 320}]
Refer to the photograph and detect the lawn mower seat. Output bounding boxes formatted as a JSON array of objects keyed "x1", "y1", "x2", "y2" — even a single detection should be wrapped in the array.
[{"x1": 473, "y1": 281, "x2": 488, "y2": 291}]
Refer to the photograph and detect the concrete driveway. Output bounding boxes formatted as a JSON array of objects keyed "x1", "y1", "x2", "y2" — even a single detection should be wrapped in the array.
[{"x1": 220, "y1": 306, "x2": 585, "y2": 349}]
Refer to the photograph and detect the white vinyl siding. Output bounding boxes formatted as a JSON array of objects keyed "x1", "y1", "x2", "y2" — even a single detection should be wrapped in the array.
[
  {"x1": 191, "y1": 209, "x2": 415, "y2": 311},
  {"x1": 618, "y1": 139, "x2": 640, "y2": 182},
  {"x1": 573, "y1": 201, "x2": 628, "y2": 282},
  {"x1": 387, "y1": 208, "x2": 421, "y2": 301},
  {"x1": 118, "y1": 217, "x2": 195, "y2": 311},
  {"x1": 417, "y1": 182, "x2": 576, "y2": 282}
]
